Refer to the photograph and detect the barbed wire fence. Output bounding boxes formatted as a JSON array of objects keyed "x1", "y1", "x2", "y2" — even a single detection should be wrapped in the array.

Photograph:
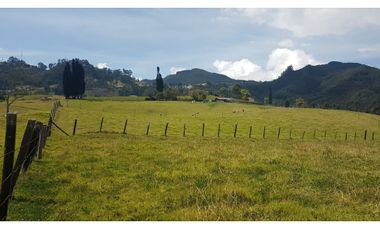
[{"x1": 0, "y1": 101, "x2": 61, "y2": 221}]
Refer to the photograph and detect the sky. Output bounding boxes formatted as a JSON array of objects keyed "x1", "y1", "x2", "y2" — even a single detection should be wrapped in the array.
[{"x1": 1, "y1": 8, "x2": 380, "y2": 81}]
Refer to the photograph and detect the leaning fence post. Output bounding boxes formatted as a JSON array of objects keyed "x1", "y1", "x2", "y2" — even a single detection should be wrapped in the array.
[
  {"x1": 183, "y1": 124, "x2": 186, "y2": 137},
  {"x1": 41, "y1": 125, "x2": 47, "y2": 149},
  {"x1": 249, "y1": 126, "x2": 252, "y2": 138},
  {"x1": 263, "y1": 126, "x2": 266, "y2": 139},
  {"x1": 10, "y1": 120, "x2": 36, "y2": 197},
  {"x1": 72, "y1": 119, "x2": 77, "y2": 136},
  {"x1": 364, "y1": 130, "x2": 367, "y2": 141},
  {"x1": 164, "y1": 122, "x2": 169, "y2": 136},
  {"x1": 47, "y1": 116, "x2": 52, "y2": 136},
  {"x1": 123, "y1": 119, "x2": 128, "y2": 134},
  {"x1": 37, "y1": 125, "x2": 44, "y2": 159},
  {"x1": 202, "y1": 123, "x2": 205, "y2": 137},
  {"x1": 146, "y1": 123, "x2": 150, "y2": 136},
  {"x1": 234, "y1": 123, "x2": 238, "y2": 138},
  {"x1": 99, "y1": 117, "x2": 104, "y2": 133},
  {"x1": 302, "y1": 131, "x2": 306, "y2": 140},
  {"x1": 23, "y1": 122, "x2": 42, "y2": 172},
  {"x1": 0, "y1": 113, "x2": 17, "y2": 221},
  {"x1": 277, "y1": 127, "x2": 281, "y2": 140},
  {"x1": 217, "y1": 124, "x2": 221, "y2": 137}
]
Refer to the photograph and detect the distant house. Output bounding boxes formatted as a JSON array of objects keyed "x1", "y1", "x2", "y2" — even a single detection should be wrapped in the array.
[
  {"x1": 214, "y1": 97, "x2": 233, "y2": 103},
  {"x1": 214, "y1": 97, "x2": 255, "y2": 104}
]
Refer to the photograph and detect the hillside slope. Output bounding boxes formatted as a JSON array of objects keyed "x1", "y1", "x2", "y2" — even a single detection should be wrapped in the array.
[{"x1": 164, "y1": 62, "x2": 380, "y2": 114}]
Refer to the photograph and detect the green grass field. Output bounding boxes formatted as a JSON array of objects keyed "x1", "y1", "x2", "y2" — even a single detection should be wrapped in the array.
[{"x1": 1, "y1": 97, "x2": 380, "y2": 220}]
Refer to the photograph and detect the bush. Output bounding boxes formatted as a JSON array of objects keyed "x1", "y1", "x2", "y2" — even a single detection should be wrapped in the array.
[
  {"x1": 189, "y1": 89, "x2": 208, "y2": 101},
  {"x1": 163, "y1": 88, "x2": 178, "y2": 101}
]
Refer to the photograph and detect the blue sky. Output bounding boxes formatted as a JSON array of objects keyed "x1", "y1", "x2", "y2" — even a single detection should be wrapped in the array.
[{"x1": 1, "y1": 8, "x2": 380, "y2": 81}]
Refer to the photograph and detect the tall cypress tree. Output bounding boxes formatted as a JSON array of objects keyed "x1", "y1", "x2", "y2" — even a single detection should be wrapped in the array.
[
  {"x1": 62, "y1": 59, "x2": 85, "y2": 98},
  {"x1": 156, "y1": 66, "x2": 163, "y2": 92},
  {"x1": 62, "y1": 62, "x2": 71, "y2": 98}
]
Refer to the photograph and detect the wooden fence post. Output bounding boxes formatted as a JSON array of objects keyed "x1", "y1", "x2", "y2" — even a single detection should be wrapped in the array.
[
  {"x1": 324, "y1": 130, "x2": 327, "y2": 140},
  {"x1": 99, "y1": 117, "x2": 104, "y2": 132},
  {"x1": 354, "y1": 131, "x2": 357, "y2": 141},
  {"x1": 302, "y1": 131, "x2": 306, "y2": 140},
  {"x1": 37, "y1": 125, "x2": 44, "y2": 159},
  {"x1": 313, "y1": 129, "x2": 316, "y2": 139},
  {"x1": 47, "y1": 116, "x2": 52, "y2": 136},
  {"x1": 146, "y1": 123, "x2": 150, "y2": 136},
  {"x1": 72, "y1": 119, "x2": 77, "y2": 136},
  {"x1": 202, "y1": 123, "x2": 205, "y2": 137},
  {"x1": 23, "y1": 122, "x2": 42, "y2": 172},
  {"x1": 10, "y1": 120, "x2": 36, "y2": 197},
  {"x1": 164, "y1": 122, "x2": 169, "y2": 136},
  {"x1": 364, "y1": 130, "x2": 367, "y2": 140},
  {"x1": 345, "y1": 132, "x2": 348, "y2": 141},
  {"x1": 249, "y1": 126, "x2": 252, "y2": 138},
  {"x1": 183, "y1": 124, "x2": 186, "y2": 137},
  {"x1": 234, "y1": 123, "x2": 238, "y2": 138},
  {"x1": 217, "y1": 124, "x2": 221, "y2": 137},
  {"x1": 263, "y1": 126, "x2": 266, "y2": 139},
  {"x1": 41, "y1": 125, "x2": 48, "y2": 149},
  {"x1": 372, "y1": 132, "x2": 375, "y2": 141},
  {"x1": 289, "y1": 129, "x2": 292, "y2": 139},
  {"x1": 277, "y1": 127, "x2": 281, "y2": 140},
  {"x1": 0, "y1": 113, "x2": 17, "y2": 221},
  {"x1": 123, "y1": 119, "x2": 128, "y2": 134}
]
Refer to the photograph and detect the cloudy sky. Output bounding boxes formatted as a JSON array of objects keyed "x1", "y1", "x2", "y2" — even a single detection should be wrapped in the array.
[{"x1": 1, "y1": 8, "x2": 380, "y2": 81}]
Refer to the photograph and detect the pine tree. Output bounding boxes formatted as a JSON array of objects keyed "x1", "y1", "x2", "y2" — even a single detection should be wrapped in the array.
[{"x1": 156, "y1": 66, "x2": 163, "y2": 92}]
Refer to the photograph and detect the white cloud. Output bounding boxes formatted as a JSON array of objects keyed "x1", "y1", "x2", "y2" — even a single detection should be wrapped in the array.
[
  {"x1": 233, "y1": 9, "x2": 380, "y2": 37},
  {"x1": 267, "y1": 48, "x2": 320, "y2": 77},
  {"x1": 96, "y1": 63, "x2": 108, "y2": 69},
  {"x1": 213, "y1": 48, "x2": 322, "y2": 82},
  {"x1": 213, "y1": 59, "x2": 265, "y2": 81},
  {"x1": 169, "y1": 67, "x2": 187, "y2": 74},
  {"x1": 278, "y1": 39, "x2": 295, "y2": 48}
]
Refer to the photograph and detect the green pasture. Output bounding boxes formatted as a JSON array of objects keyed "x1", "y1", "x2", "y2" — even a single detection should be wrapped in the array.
[{"x1": 0, "y1": 97, "x2": 379, "y2": 220}]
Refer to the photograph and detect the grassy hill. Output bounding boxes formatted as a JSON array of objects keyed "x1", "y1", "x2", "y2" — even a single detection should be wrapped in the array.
[{"x1": 1, "y1": 97, "x2": 380, "y2": 220}]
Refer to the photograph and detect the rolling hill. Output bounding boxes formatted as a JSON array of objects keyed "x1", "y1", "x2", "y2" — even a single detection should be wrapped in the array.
[{"x1": 164, "y1": 62, "x2": 380, "y2": 114}]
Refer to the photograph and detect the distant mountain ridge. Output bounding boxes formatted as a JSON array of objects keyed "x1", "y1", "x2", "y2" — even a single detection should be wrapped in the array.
[
  {"x1": 163, "y1": 62, "x2": 380, "y2": 114},
  {"x1": 165, "y1": 68, "x2": 240, "y2": 85}
]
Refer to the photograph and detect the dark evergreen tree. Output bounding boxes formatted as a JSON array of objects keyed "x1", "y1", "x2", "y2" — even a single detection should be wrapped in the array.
[
  {"x1": 62, "y1": 59, "x2": 85, "y2": 99},
  {"x1": 156, "y1": 66, "x2": 163, "y2": 92},
  {"x1": 62, "y1": 62, "x2": 71, "y2": 98},
  {"x1": 268, "y1": 87, "x2": 273, "y2": 105}
]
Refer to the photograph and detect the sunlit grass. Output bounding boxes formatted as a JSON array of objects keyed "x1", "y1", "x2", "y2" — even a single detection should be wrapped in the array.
[{"x1": 1, "y1": 97, "x2": 380, "y2": 220}]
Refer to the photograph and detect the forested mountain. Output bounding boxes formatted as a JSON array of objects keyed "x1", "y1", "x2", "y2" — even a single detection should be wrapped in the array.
[
  {"x1": 1, "y1": 57, "x2": 379, "y2": 114},
  {"x1": 165, "y1": 68, "x2": 238, "y2": 85},
  {"x1": 163, "y1": 62, "x2": 380, "y2": 114}
]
